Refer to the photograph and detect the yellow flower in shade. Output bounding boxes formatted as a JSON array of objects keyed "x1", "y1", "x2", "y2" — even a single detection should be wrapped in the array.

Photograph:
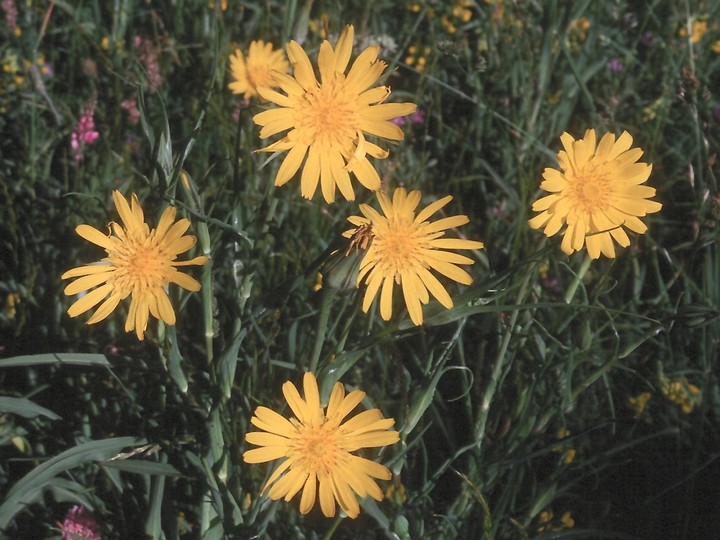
[
  {"x1": 61, "y1": 191, "x2": 208, "y2": 340},
  {"x1": 537, "y1": 509, "x2": 575, "y2": 532},
  {"x1": 528, "y1": 129, "x2": 662, "y2": 259},
  {"x1": 661, "y1": 375, "x2": 702, "y2": 414},
  {"x1": 343, "y1": 187, "x2": 484, "y2": 325},
  {"x1": 243, "y1": 372, "x2": 399, "y2": 519},
  {"x1": 628, "y1": 391, "x2": 652, "y2": 417},
  {"x1": 228, "y1": 40, "x2": 289, "y2": 100},
  {"x1": 253, "y1": 24, "x2": 417, "y2": 203},
  {"x1": 679, "y1": 20, "x2": 708, "y2": 44}
]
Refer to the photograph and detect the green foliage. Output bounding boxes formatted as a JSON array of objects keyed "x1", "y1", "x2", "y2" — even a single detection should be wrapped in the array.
[{"x1": 1, "y1": 0, "x2": 719, "y2": 538}]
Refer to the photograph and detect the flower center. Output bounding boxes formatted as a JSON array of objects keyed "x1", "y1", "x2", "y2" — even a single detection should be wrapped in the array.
[
  {"x1": 295, "y1": 78, "x2": 358, "y2": 152},
  {"x1": 108, "y1": 238, "x2": 167, "y2": 294},
  {"x1": 248, "y1": 65, "x2": 272, "y2": 89},
  {"x1": 293, "y1": 424, "x2": 342, "y2": 475},
  {"x1": 374, "y1": 222, "x2": 424, "y2": 275},
  {"x1": 569, "y1": 164, "x2": 612, "y2": 212}
]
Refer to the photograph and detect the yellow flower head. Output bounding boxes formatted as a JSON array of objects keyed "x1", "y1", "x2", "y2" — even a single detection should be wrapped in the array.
[
  {"x1": 691, "y1": 21, "x2": 708, "y2": 43},
  {"x1": 528, "y1": 129, "x2": 662, "y2": 259},
  {"x1": 243, "y1": 372, "x2": 399, "y2": 519},
  {"x1": 62, "y1": 191, "x2": 208, "y2": 340},
  {"x1": 253, "y1": 24, "x2": 417, "y2": 203},
  {"x1": 344, "y1": 187, "x2": 484, "y2": 325},
  {"x1": 628, "y1": 391, "x2": 652, "y2": 416},
  {"x1": 228, "y1": 40, "x2": 289, "y2": 100}
]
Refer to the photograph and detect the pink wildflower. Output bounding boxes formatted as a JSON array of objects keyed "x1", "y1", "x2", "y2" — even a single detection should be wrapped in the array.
[
  {"x1": 71, "y1": 103, "x2": 100, "y2": 164},
  {"x1": 390, "y1": 108, "x2": 425, "y2": 126},
  {"x1": 608, "y1": 58, "x2": 624, "y2": 73},
  {"x1": 134, "y1": 36, "x2": 163, "y2": 92},
  {"x1": 121, "y1": 98, "x2": 140, "y2": 125},
  {"x1": 2, "y1": 0, "x2": 18, "y2": 33},
  {"x1": 59, "y1": 505, "x2": 101, "y2": 540}
]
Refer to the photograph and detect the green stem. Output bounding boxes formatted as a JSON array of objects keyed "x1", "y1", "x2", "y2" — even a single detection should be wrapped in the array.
[
  {"x1": 474, "y1": 263, "x2": 535, "y2": 451},
  {"x1": 309, "y1": 287, "x2": 338, "y2": 373},
  {"x1": 564, "y1": 253, "x2": 592, "y2": 304},
  {"x1": 322, "y1": 515, "x2": 343, "y2": 540}
]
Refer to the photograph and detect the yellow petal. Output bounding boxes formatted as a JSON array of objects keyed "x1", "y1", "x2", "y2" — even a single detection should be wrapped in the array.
[
  {"x1": 317, "y1": 40, "x2": 335, "y2": 82},
  {"x1": 286, "y1": 40, "x2": 317, "y2": 91},
  {"x1": 85, "y1": 292, "x2": 123, "y2": 325},
  {"x1": 333, "y1": 25, "x2": 354, "y2": 73},
  {"x1": 243, "y1": 446, "x2": 289, "y2": 464},
  {"x1": 275, "y1": 143, "x2": 308, "y2": 187},
  {"x1": 299, "y1": 471, "x2": 317, "y2": 514},
  {"x1": 379, "y1": 275, "x2": 394, "y2": 320},
  {"x1": 75, "y1": 224, "x2": 115, "y2": 250},
  {"x1": 414, "y1": 195, "x2": 452, "y2": 223},
  {"x1": 67, "y1": 283, "x2": 113, "y2": 318},
  {"x1": 300, "y1": 144, "x2": 321, "y2": 198},
  {"x1": 63, "y1": 271, "x2": 112, "y2": 296},
  {"x1": 318, "y1": 474, "x2": 336, "y2": 517}
]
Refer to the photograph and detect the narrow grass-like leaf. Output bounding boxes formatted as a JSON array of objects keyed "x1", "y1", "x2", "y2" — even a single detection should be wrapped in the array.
[
  {"x1": 0, "y1": 353, "x2": 109, "y2": 368},
  {"x1": 103, "y1": 459, "x2": 182, "y2": 477},
  {"x1": 218, "y1": 329, "x2": 246, "y2": 400},
  {"x1": 165, "y1": 325, "x2": 189, "y2": 394},
  {"x1": 318, "y1": 350, "x2": 365, "y2": 403},
  {"x1": 0, "y1": 396, "x2": 60, "y2": 420},
  {"x1": 0, "y1": 437, "x2": 143, "y2": 531},
  {"x1": 145, "y1": 454, "x2": 168, "y2": 539}
]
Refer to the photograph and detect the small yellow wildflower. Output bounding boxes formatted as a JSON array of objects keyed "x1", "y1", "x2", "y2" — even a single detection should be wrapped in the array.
[
  {"x1": 537, "y1": 509, "x2": 575, "y2": 532},
  {"x1": 552, "y1": 427, "x2": 576, "y2": 464},
  {"x1": 344, "y1": 187, "x2": 484, "y2": 325},
  {"x1": 228, "y1": 40, "x2": 289, "y2": 100},
  {"x1": 628, "y1": 391, "x2": 652, "y2": 416},
  {"x1": 528, "y1": 129, "x2": 662, "y2": 259},
  {"x1": 679, "y1": 20, "x2": 708, "y2": 44},
  {"x1": 244, "y1": 372, "x2": 399, "y2": 518},
  {"x1": 62, "y1": 191, "x2": 208, "y2": 340},
  {"x1": 253, "y1": 25, "x2": 417, "y2": 202},
  {"x1": 4, "y1": 292, "x2": 21, "y2": 319},
  {"x1": 660, "y1": 375, "x2": 702, "y2": 414}
]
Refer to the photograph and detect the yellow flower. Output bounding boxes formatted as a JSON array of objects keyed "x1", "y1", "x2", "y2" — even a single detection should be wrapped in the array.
[
  {"x1": 344, "y1": 187, "x2": 484, "y2": 325},
  {"x1": 628, "y1": 391, "x2": 652, "y2": 416},
  {"x1": 553, "y1": 427, "x2": 576, "y2": 464},
  {"x1": 528, "y1": 129, "x2": 662, "y2": 259},
  {"x1": 253, "y1": 24, "x2": 417, "y2": 203},
  {"x1": 61, "y1": 191, "x2": 208, "y2": 340},
  {"x1": 560, "y1": 511, "x2": 575, "y2": 529},
  {"x1": 537, "y1": 509, "x2": 575, "y2": 532},
  {"x1": 4, "y1": 292, "x2": 21, "y2": 319},
  {"x1": 690, "y1": 20, "x2": 708, "y2": 43},
  {"x1": 678, "y1": 20, "x2": 708, "y2": 44},
  {"x1": 661, "y1": 375, "x2": 702, "y2": 413},
  {"x1": 244, "y1": 372, "x2": 399, "y2": 518},
  {"x1": 228, "y1": 40, "x2": 289, "y2": 100}
]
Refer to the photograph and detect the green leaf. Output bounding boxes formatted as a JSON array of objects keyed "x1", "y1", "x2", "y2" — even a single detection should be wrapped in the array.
[
  {"x1": 0, "y1": 396, "x2": 61, "y2": 420},
  {"x1": 103, "y1": 459, "x2": 182, "y2": 477},
  {"x1": 218, "y1": 329, "x2": 246, "y2": 400},
  {"x1": 318, "y1": 350, "x2": 364, "y2": 403},
  {"x1": 145, "y1": 454, "x2": 168, "y2": 540},
  {"x1": 0, "y1": 353, "x2": 109, "y2": 368},
  {"x1": 166, "y1": 326, "x2": 189, "y2": 394},
  {"x1": 0, "y1": 437, "x2": 144, "y2": 531},
  {"x1": 402, "y1": 365, "x2": 445, "y2": 437}
]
